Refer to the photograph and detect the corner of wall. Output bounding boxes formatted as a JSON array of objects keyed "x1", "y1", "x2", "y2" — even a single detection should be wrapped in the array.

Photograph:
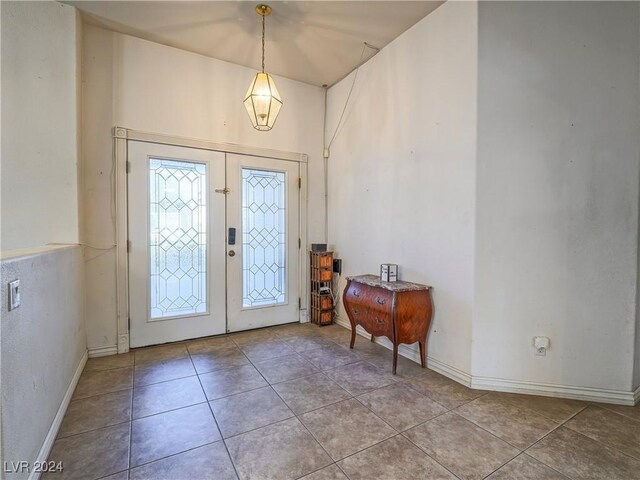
[{"x1": 634, "y1": 150, "x2": 640, "y2": 391}]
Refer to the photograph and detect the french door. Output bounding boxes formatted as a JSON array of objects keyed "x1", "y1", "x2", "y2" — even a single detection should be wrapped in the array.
[
  {"x1": 226, "y1": 154, "x2": 300, "y2": 333},
  {"x1": 128, "y1": 142, "x2": 300, "y2": 347}
]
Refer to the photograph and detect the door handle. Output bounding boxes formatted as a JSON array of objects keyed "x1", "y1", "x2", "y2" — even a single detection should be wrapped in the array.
[{"x1": 228, "y1": 250, "x2": 236, "y2": 257}]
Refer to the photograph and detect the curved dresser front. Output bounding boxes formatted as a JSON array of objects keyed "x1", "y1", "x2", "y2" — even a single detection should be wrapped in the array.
[{"x1": 343, "y1": 274, "x2": 433, "y2": 374}]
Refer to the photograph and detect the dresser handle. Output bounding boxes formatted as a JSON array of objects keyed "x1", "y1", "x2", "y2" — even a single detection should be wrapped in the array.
[
  {"x1": 353, "y1": 308, "x2": 359, "y2": 315},
  {"x1": 375, "y1": 318, "x2": 384, "y2": 325},
  {"x1": 353, "y1": 290, "x2": 360, "y2": 297},
  {"x1": 376, "y1": 297, "x2": 386, "y2": 305}
]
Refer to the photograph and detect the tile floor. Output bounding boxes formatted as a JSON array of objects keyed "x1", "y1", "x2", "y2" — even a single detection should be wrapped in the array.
[{"x1": 46, "y1": 323, "x2": 640, "y2": 480}]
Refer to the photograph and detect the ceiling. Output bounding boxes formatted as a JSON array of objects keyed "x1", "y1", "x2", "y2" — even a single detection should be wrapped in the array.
[{"x1": 65, "y1": 1, "x2": 444, "y2": 87}]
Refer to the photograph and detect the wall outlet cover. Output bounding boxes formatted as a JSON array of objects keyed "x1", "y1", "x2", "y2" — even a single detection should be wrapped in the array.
[{"x1": 533, "y1": 336, "x2": 550, "y2": 356}]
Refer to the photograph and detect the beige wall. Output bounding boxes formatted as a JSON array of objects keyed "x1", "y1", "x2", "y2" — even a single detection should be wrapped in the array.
[
  {"x1": 327, "y1": 0, "x2": 640, "y2": 403},
  {"x1": 326, "y1": 1, "x2": 478, "y2": 376},
  {"x1": 1, "y1": 246, "x2": 87, "y2": 479},
  {"x1": 1, "y1": 1, "x2": 81, "y2": 251},
  {"x1": 81, "y1": 25, "x2": 326, "y2": 352},
  {"x1": 474, "y1": 1, "x2": 640, "y2": 396}
]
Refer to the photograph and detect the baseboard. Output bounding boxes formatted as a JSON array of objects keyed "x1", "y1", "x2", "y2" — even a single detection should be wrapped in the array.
[
  {"x1": 88, "y1": 345, "x2": 118, "y2": 358},
  {"x1": 471, "y1": 376, "x2": 637, "y2": 406},
  {"x1": 335, "y1": 315, "x2": 636, "y2": 406},
  {"x1": 335, "y1": 316, "x2": 471, "y2": 386},
  {"x1": 29, "y1": 350, "x2": 88, "y2": 480}
]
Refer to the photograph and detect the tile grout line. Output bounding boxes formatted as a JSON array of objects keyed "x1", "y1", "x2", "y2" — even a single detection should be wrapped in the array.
[
  {"x1": 292, "y1": 462, "x2": 340, "y2": 480},
  {"x1": 343, "y1": 432, "x2": 463, "y2": 480},
  {"x1": 243, "y1": 342, "x2": 340, "y2": 472},
  {"x1": 127, "y1": 441, "x2": 222, "y2": 474},
  {"x1": 200, "y1": 327, "x2": 640, "y2": 474},
  {"x1": 232, "y1": 327, "x2": 343, "y2": 476},
  {"x1": 516, "y1": 404, "x2": 594, "y2": 480},
  {"x1": 481, "y1": 391, "x2": 586, "y2": 425},
  {"x1": 78, "y1": 325, "x2": 634, "y2": 480},
  {"x1": 560, "y1": 425, "x2": 640, "y2": 464},
  {"x1": 593, "y1": 402, "x2": 640, "y2": 423},
  {"x1": 447, "y1": 407, "x2": 534, "y2": 452},
  {"x1": 478, "y1": 452, "x2": 524, "y2": 480},
  {"x1": 318, "y1": 347, "x2": 536, "y2": 479},
  {"x1": 129, "y1": 346, "x2": 210, "y2": 475},
  {"x1": 187, "y1": 347, "x2": 242, "y2": 480},
  {"x1": 127, "y1": 350, "x2": 137, "y2": 479},
  {"x1": 397, "y1": 431, "x2": 465, "y2": 480},
  {"x1": 56, "y1": 418, "x2": 133, "y2": 441},
  {"x1": 57, "y1": 326, "x2": 370, "y2": 479},
  {"x1": 480, "y1": 452, "x2": 571, "y2": 480},
  {"x1": 524, "y1": 404, "x2": 640, "y2": 471},
  {"x1": 248, "y1": 332, "x2": 468, "y2": 478}
]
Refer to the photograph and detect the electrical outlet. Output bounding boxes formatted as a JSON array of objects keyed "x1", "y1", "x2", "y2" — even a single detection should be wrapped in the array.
[
  {"x1": 533, "y1": 336, "x2": 550, "y2": 356},
  {"x1": 8, "y1": 279, "x2": 20, "y2": 311}
]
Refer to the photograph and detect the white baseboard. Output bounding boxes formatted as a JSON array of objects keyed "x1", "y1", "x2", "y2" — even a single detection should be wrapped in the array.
[
  {"x1": 335, "y1": 315, "x2": 636, "y2": 406},
  {"x1": 88, "y1": 345, "x2": 118, "y2": 358},
  {"x1": 471, "y1": 376, "x2": 637, "y2": 406},
  {"x1": 29, "y1": 350, "x2": 88, "y2": 480},
  {"x1": 336, "y1": 316, "x2": 472, "y2": 386}
]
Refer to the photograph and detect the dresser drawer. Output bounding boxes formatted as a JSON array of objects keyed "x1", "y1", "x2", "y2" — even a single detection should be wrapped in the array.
[
  {"x1": 347, "y1": 303, "x2": 369, "y2": 323},
  {"x1": 368, "y1": 289, "x2": 393, "y2": 315},
  {"x1": 344, "y1": 283, "x2": 369, "y2": 307},
  {"x1": 363, "y1": 311, "x2": 392, "y2": 337}
]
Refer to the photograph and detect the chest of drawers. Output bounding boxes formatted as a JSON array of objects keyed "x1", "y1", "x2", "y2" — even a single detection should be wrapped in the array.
[{"x1": 343, "y1": 274, "x2": 433, "y2": 374}]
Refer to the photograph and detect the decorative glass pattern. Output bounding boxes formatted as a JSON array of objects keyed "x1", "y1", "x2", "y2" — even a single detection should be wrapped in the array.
[
  {"x1": 242, "y1": 168, "x2": 287, "y2": 307},
  {"x1": 149, "y1": 158, "x2": 207, "y2": 319}
]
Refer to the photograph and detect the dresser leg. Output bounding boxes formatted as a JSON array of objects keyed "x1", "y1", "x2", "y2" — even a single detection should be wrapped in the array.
[
  {"x1": 419, "y1": 341, "x2": 426, "y2": 368},
  {"x1": 370, "y1": 334, "x2": 375, "y2": 343},
  {"x1": 392, "y1": 343, "x2": 398, "y2": 375},
  {"x1": 350, "y1": 328, "x2": 356, "y2": 349}
]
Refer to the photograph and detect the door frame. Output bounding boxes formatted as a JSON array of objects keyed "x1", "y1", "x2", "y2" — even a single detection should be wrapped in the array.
[{"x1": 113, "y1": 127, "x2": 309, "y2": 353}]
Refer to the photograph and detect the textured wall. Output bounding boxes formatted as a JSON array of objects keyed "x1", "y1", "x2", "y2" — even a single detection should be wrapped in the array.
[
  {"x1": 326, "y1": 1, "x2": 478, "y2": 375},
  {"x1": 1, "y1": 246, "x2": 86, "y2": 479},
  {"x1": 0, "y1": 1, "x2": 80, "y2": 251},
  {"x1": 474, "y1": 1, "x2": 640, "y2": 392}
]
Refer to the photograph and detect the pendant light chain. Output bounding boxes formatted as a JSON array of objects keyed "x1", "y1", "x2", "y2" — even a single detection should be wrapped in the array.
[{"x1": 261, "y1": 13, "x2": 265, "y2": 73}]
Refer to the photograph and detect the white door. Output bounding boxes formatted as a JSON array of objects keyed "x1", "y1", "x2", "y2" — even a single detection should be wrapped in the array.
[
  {"x1": 128, "y1": 142, "x2": 226, "y2": 347},
  {"x1": 226, "y1": 154, "x2": 300, "y2": 332},
  {"x1": 128, "y1": 144, "x2": 301, "y2": 346}
]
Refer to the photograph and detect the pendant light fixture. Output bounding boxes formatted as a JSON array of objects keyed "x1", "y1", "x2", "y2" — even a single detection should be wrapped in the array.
[{"x1": 244, "y1": 4, "x2": 282, "y2": 131}]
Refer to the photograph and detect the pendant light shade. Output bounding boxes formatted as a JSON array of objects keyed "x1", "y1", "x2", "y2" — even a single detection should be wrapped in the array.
[
  {"x1": 244, "y1": 4, "x2": 282, "y2": 131},
  {"x1": 243, "y1": 72, "x2": 282, "y2": 131}
]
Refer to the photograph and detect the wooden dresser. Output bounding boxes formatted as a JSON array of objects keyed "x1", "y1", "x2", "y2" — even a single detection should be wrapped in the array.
[{"x1": 343, "y1": 274, "x2": 433, "y2": 374}]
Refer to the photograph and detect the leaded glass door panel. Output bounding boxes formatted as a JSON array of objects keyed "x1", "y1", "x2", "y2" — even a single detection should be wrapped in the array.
[
  {"x1": 128, "y1": 142, "x2": 226, "y2": 347},
  {"x1": 226, "y1": 153, "x2": 300, "y2": 332}
]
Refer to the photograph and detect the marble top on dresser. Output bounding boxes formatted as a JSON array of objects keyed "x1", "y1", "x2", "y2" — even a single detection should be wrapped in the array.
[{"x1": 346, "y1": 274, "x2": 432, "y2": 292}]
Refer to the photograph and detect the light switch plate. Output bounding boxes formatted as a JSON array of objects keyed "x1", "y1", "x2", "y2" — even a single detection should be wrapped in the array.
[{"x1": 9, "y1": 279, "x2": 20, "y2": 311}]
